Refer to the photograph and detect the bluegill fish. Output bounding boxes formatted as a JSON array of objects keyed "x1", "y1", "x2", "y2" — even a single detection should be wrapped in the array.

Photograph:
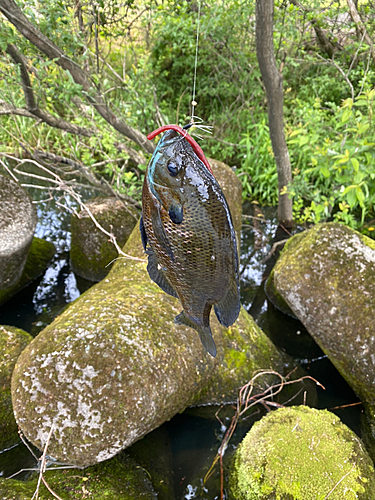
[{"x1": 140, "y1": 125, "x2": 240, "y2": 357}]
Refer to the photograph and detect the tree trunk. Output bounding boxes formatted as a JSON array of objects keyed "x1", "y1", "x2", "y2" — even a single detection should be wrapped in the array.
[
  {"x1": 256, "y1": 0, "x2": 293, "y2": 228},
  {"x1": 346, "y1": 0, "x2": 375, "y2": 65}
]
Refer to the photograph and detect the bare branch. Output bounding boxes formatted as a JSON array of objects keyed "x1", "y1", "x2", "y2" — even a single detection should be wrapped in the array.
[
  {"x1": 0, "y1": 103, "x2": 36, "y2": 119},
  {"x1": 1, "y1": 153, "x2": 144, "y2": 262}
]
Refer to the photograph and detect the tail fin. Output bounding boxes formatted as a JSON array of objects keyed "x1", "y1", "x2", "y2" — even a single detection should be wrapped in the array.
[{"x1": 175, "y1": 311, "x2": 217, "y2": 357}]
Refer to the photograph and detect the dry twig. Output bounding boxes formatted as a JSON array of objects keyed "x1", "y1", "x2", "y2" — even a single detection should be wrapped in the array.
[
  {"x1": 0, "y1": 153, "x2": 146, "y2": 263},
  {"x1": 203, "y1": 369, "x2": 324, "y2": 499}
]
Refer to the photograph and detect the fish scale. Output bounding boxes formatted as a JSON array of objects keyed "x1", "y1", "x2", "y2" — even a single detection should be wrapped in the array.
[{"x1": 141, "y1": 128, "x2": 240, "y2": 357}]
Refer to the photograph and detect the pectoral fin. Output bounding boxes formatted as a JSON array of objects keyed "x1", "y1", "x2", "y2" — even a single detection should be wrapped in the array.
[
  {"x1": 175, "y1": 311, "x2": 217, "y2": 357},
  {"x1": 168, "y1": 204, "x2": 183, "y2": 224},
  {"x1": 151, "y1": 204, "x2": 174, "y2": 261},
  {"x1": 146, "y1": 247, "x2": 178, "y2": 298}
]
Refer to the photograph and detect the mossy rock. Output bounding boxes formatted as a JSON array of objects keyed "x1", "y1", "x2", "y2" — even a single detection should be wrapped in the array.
[
  {"x1": 264, "y1": 266, "x2": 296, "y2": 318},
  {"x1": 229, "y1": 406, "x2": 375, "y2": 500},
  {"x1": 271, "y1": 222, "x2": 375, "y2": 448},
  {"x1": 11, "y1": 222, "x2": 293, "y2": 466},
  {"x1": 0, "y1": 453, "x2": 156, "y2": 499},
  {"x1": 70, "y1": 197, "x2": 138, "y2": 281},
  {"x1": 0, "y1": 174, "x2": 37, "y2": 290},
  {"x1": 208, "y1": 158, "x2": 242, "y2": 245},
  {"x1": 0, "y1": 325, "x2": 33, "y2": 450},
  {"x1": 10, "y1": 160, "x2": 297, "y2": 466},
  {"x1": 0, "y1": 237, "x2": 56, "y2": 307}
]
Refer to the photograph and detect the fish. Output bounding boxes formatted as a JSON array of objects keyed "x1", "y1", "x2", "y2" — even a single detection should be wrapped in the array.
[{"x1": 140, "y1": 124, "x2": 240, "y2": 357}]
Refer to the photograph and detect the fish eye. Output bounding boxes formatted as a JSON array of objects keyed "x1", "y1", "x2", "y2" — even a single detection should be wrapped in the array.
[{"x1": 167, "y1": 162, "x2": 179, "y2": 177}]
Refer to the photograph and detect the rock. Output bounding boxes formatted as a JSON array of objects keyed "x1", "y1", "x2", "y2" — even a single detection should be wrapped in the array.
[
  {"x1": 229, "y1": 406, "x2": 375, "y2": 500},
  {"x1": 0, "y1": 175, "x2": 37, "y2": 290},
  {"x1": 11, "y1": 160, "x2": 294, "y2": 466},
  {"x1": 70, "y1": 197, "x2": 138, "y2": 281},
  {"x1": 271, "y1": 223, "x2": 375, "y2": 447},
  {"x1": 0, "y1": 453, "x2": 157, "y2": 499},
  {"x1": 0, "y1": 325, "x2": 33, "y2": 451},
  {"x1": 209, "y1": 158, "x2": 242, "y2": 245},
  {"x1": 0, "y1": 237, "x2": 55, "y2": 307},
  {"x1": 265, "y1": 266, "x2": 296, "y2": 318}
]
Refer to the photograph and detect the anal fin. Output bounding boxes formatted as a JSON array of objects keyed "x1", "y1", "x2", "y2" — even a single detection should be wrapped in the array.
[{"x1": 214, "y1": 279, "x2": 241, "y2": 327}]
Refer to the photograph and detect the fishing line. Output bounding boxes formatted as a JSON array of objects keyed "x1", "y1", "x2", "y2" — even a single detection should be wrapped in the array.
[{"x1": 191, "y1": 0, "x2": 201, "y2": 124}]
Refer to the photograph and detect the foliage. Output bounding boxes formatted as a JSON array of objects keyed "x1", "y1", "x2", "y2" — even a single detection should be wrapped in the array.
[{"x1": 1, "y1": 0, "x2": 375, "y2": 232}]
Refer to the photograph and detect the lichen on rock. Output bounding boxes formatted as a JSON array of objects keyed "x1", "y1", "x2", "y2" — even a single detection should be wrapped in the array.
[
  {"x1": 0, "y1": 237, "x2": 55, "y2": 307},
  {"x1": 229, "y1": 406, "x2": 375, "y2": 500},
  {"x1": 0, "y1": 325, "x2": 33, "y2": 450},
  {"x1": 0, "y1": 174, "x2": 37, "y2": 290},
  {"x1": 271, "y1": 222, "x2": 375, "y2": 454}
]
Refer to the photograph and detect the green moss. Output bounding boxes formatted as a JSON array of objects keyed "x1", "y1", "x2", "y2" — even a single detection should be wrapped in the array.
[
  {"x1": 69, "y1": 197, "x2": 138, "y2": 281},
  {"x1": 194, "y1": 308, "x2": 292, "y2": 405},
  {"x1": 0, "y1": 237, "x2": 55, "y2": 306},
  {"x1": 272, "y1": 222, "x2": 375, "y2": 452},
  {"x1": 0, "y1": 454, "x2": 156, "y2": 499},
  {"x1": 0, "y1": 325, "x2": 32, "y2": 450},
  {"x1": 229, "y1": 406, "x2": 375, "y2": 500}
]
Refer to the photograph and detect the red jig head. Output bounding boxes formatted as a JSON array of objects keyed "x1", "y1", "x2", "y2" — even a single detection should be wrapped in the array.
[{"x1": 147, "y1": 124, "x2": 214, "y2": 176}]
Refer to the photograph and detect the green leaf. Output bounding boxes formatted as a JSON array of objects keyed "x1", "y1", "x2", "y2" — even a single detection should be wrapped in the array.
[
  {"x1": 357, "y1": 122, "x2": 370, "y2": 135},
  {"x1": 353, "y1": 171, "x2": 364, "y2": 184},
  {"x1": 346, "y1": 188, "x2": 357, "y2": 208},
  {"x1": 356, "y1": 187, "x2": 365, "y2": 206},
  {"x1": 351, "y1": 157, "x2": 359, "y2": 172},
  {"x1": 341, "y1": 108, "x2": 352, "y2": 123},
  {"x1": 320, "y1": 166, "x2": 330, "y2": 178},
  {"x1": 354, "y1": 99, "x2": 368, "y2": 107}
]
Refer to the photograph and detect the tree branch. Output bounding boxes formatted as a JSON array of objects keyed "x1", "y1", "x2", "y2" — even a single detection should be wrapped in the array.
[
  {"x1": 289, "y1": 0, "x2": 338, "y2": 58},
  {"x1": 256, "y1": 0, "x2": 293, "y2": 227},
  {"x1": 0, "y1": 0, "x2": 155, "y2": 153},
  {"x1": 0, "y1": 102, "x2": 36, "y2": 118},
  {"x1": 346, "y1": 0, "x2": 375, "y2": 65},
  {"x1": 5, "y1": 43, "x2": 94, "y2": 137}
]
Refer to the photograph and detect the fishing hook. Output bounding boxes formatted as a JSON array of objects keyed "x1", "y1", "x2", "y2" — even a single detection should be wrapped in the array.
[{"x1": 147, "y1": 124, "x2": 214, "y2": 176}]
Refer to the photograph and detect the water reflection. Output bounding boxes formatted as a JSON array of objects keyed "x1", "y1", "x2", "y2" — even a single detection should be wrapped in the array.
[{"x1": 0, "y1": 163, "x2": 95, "y2": 334}]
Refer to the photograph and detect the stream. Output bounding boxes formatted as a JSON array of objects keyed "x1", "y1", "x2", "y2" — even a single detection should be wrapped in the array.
[{"x1": 0, "y1": 164, "x2": 363, "y2": 499}]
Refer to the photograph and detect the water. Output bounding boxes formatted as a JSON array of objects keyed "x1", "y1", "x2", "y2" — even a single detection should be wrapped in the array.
[
  {"x1": 0, "y1": 163, "x2": 95, "y2": 335},
  {"x1": 0, "y1": 167, "x2": 363, "y2": 498}
]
